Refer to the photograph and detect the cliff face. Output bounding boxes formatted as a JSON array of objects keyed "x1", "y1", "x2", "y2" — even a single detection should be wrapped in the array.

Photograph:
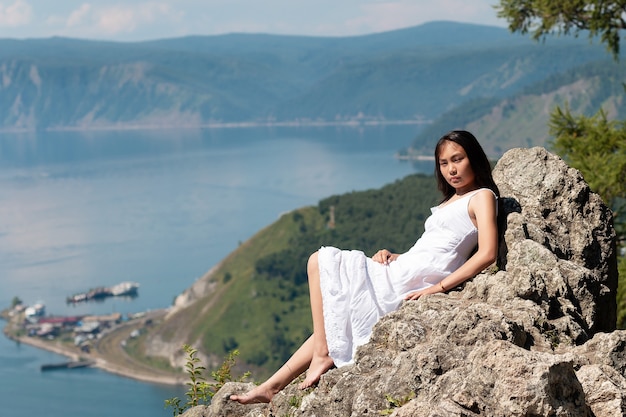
[{"x1": 188, "y1": 147, "x2": 625, "y2": 417}]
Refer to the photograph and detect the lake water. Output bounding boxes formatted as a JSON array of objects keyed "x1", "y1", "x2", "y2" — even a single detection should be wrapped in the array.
[{"x1": 0, "y1": 124, "x2": 430, "y2": 416}]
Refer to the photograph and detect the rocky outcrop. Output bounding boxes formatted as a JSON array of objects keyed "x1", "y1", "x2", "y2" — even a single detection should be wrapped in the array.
[{"x1": 185, "y1": 147, "x2": 624, "y2": 417}]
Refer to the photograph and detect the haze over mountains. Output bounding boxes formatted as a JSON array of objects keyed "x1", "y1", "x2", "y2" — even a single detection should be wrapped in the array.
[{"x1": 1, "y1": 21, "x2": 623, "y2": 154}]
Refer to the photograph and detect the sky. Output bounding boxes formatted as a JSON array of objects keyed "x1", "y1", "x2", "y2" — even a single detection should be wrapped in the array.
[{"x1": 0, "y1": 0, "x2": 507, "y2": 42}]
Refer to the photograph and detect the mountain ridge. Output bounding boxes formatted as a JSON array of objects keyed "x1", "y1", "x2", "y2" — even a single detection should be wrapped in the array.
[{"x1": 0, "y1": 21, "x2": 613, "y2": 133}]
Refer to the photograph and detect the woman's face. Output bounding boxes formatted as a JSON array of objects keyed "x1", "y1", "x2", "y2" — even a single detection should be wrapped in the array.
[{"x1": 438, "y1": 140, "x2": 476, "y2": 193}]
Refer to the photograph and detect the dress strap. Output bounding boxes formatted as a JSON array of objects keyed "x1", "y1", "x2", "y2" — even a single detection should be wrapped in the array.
[{"x1": 467, "y1": 188, "x2": 498, "y2": 214}]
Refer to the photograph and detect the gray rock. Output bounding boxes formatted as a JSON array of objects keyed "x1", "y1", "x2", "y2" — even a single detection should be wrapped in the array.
[
  {"x1": 186, "y1": 147, "x2": 622, "y2": 417},
  {"x1": 493, "y1": 147, "x2": 617, "y2": 334}
]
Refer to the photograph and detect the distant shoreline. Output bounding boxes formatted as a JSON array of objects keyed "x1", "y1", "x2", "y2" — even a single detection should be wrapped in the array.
[
  {"x1": 0, "y1": 119, "x2": 430, "y2": 134},
  {"x1": 395, "y1": 154, "x2": 436, "y2": 161}
]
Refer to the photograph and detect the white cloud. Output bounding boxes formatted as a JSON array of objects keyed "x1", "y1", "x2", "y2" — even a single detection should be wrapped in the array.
[
  {"x1": 0, "y1": 0, "x2": 32, "y2": 27},
  {"x1": 97, "y1": 6, "x2": 137, "y2": 34},
  {"x1": 5, "y1": 0, "x2": 504, "y2": 41},
  {"x1": 96, "y1": 3, "x2": 181, "y2": 34},
  {"x1": 136, "y1": 2, "x2": 172, "y2": 21},
  {"x1": 45, "y1": 2, "x2": 182, "y2": 37},
  {"x1": 66, "y1": 3, "x2": 91, "y2": 28}
]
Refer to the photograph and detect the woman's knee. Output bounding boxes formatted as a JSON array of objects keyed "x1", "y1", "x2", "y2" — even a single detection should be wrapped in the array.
[{"x1": 307, "y1": 251, "x2": 319, "y2": 276}]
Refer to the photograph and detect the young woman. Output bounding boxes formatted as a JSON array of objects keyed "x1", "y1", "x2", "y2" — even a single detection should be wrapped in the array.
[{"x1": 231, "y1": 130, "x2": 499, "y2": 404}]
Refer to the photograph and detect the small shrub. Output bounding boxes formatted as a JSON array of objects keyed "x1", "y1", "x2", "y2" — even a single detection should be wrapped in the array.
[
  {"x1": 165, "y1": 345, "x2": 250, "y2": 416},
  {"x1": 380, "y1": 392, "x2": 415, "y2": 415},
  {"x1": 288, "y1": 394, "x2": 302, "y2": 408},
  {"x1": 11, "y1": 296, "x2": 22, "y2": 308}
]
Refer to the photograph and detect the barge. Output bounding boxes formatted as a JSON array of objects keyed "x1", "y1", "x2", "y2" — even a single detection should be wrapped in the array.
[
  {"x1": 41, "y1": 360, "x2": 94, "y2": 371},
  {"x1": 66, "y1": 282, "x2": 139, "y2": 304}
]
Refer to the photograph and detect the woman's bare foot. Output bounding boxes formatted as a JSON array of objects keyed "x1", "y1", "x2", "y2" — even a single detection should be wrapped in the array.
[
  {"x1": 298, "y1": 355, "x2": 335, "y2": 389},
  {"x1": 229, "y1": 384, "x2": 276, "y2": 404}
]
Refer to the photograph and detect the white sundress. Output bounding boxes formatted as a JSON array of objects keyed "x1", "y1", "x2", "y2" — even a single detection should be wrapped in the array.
[{"x1": 318, "y1": 188, "x2": 496, "y2": 367}]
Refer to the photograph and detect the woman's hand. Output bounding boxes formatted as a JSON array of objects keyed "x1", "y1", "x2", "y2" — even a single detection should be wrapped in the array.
[
  {"x1": 372, "y1": 249, "x2": 398, "y2": 265},
  {"x1": 404, "y1": 284, "x2": 440, "y2": 300}
]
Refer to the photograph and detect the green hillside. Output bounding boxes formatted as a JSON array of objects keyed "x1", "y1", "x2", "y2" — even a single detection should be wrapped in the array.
[
  {"x1": 0, "y1": 22, "x2": 613, "y2": 130},
  {"x1": 408, "y1": 59, "x2": 626, "y2": 157},
  {"x1": 148, "y1": 173, "x2": 440, "y2": 378}
]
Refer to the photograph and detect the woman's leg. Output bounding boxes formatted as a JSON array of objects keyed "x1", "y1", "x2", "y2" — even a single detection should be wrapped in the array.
[
  {"x1": 299, "y1": 251, "x2": 335, "y2": 389},
  {"x1": 230, "y1": 251, "x2": 335, "y2": 404},
  {"x1": 230, "y1": 335, "x2": 314, "y2": 404}
]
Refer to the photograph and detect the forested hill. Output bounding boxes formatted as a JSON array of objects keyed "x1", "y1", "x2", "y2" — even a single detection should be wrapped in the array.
[
  {"x1": 0, "y1": 21, "x2": 613, "y2": 131},
  {"x1": 409, "y1": 58, "x2": 626, "y2": 157}
]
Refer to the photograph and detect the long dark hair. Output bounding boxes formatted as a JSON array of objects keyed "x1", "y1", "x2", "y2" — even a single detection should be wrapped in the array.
[{"x1": 434, "y1": 130, "x2": 500, "y2": 202}]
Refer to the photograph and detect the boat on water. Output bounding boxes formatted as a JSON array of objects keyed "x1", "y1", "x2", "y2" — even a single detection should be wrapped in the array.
[
  {"x1": 41, "y1": 360, "x2": 94, "y2": 371},
  {"x1": 66, "y1": 282, "x2": 139, "y2": 304},
  {"x1": 24, "y1": 302, "x2": 46, "y2": 320},
  {"x1": 109, "y1": 281, "x2": 139, "y2": 296}
]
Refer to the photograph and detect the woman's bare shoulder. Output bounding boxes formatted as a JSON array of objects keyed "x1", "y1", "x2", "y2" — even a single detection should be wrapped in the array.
[{"x1": 469, "y1": 189, "x2": 497, "y2": 210}]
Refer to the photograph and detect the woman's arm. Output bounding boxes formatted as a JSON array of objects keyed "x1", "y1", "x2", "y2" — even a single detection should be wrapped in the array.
[{"x1": 404, "y1": 189, "x2": 498, "y2": 300}]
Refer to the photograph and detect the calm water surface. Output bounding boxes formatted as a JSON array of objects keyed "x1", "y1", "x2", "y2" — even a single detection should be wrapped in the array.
[{"x1": 0, "y1": 125, "x2": 431, "y2": 416}]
